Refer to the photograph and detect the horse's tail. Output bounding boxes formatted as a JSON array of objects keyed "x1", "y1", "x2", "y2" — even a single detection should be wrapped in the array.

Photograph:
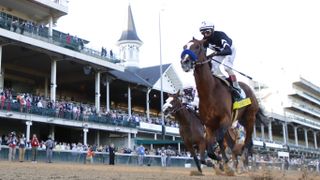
[{"x1": 255, "y1": 108, "x2": 269, "y2": 126}]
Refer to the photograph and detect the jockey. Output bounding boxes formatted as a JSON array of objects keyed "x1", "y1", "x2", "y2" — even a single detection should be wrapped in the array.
[
  {"x1": 182, "y1": 86, "x2": 199, "y2": 112},
  {"x1": 199, "y1": 21, "x2": 245, "y2": 101}
]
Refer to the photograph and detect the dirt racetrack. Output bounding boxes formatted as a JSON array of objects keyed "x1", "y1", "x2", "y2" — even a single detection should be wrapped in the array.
[{"x1": 0, "y1": 161, "x2": 319, "y2": 180}]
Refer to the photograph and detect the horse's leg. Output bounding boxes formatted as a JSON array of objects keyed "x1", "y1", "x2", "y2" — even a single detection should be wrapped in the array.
[
  {"x1": 205, "y1": 128, "x2": 221, "y2": 161},
  {"x1": 205, "y1": 129, "x2": 224, "y2": 175},
  {"x1": 242, "y1": 112, "x2": 255, "y2": 169},
  {"x1": 199, "y1": 139, "x2": 207, "y2": 165},
  {"x1": 216, "y1": 126, "x2": 229, "y2": 163},
  {"x1": 192, "y1": 152, "x2": 202, "y2": 173},
  {"x1": 216, "y1": 120, "x2": 236, "y2": 176},
  {"x1": 232, "y1": 152, "x2": 238, "y2": 171}
]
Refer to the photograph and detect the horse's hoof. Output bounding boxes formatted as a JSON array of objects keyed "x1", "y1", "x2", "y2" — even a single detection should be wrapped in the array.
[
  {"x1": 225, "y1": 169, "x2": 235, "y2": 176},
  {"x1": 215, "y1": 168, "x2": 224, "y2": 175},
  {"x1": 190, "y1": 171, "x2": 204, "y2": 176},
  {"x1": 224, "y1": 164, "x2": 236, "y2": 176}
]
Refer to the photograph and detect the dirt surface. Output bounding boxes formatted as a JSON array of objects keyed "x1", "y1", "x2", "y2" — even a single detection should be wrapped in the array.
[{"x1": 0, "y1": 161, "x2": 319, "y2": 180}]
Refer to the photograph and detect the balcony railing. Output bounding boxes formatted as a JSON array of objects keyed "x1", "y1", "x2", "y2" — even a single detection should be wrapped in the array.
[
  {"x1": 0, "y1": 12, "x2": 123, "y2": 64},
  {"x1": 1, "y1": 102, "x2": 139, "y2": 128}
]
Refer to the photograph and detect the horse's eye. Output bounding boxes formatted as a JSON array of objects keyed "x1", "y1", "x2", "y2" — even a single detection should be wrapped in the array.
[{"x1": 183, "y1": 45, "x2": 187, "y2": 50}]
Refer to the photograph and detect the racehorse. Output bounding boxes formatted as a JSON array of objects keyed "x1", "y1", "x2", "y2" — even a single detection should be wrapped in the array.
[
  {"x1": 163, "y1": 91, "x2": 206, "y2": 174},
  {"x1": 180, "y1": 38, "x2": 266, "y2": 172},
  {"x1": 163, "y1": 91, "x2": 248, "y2": 174}
]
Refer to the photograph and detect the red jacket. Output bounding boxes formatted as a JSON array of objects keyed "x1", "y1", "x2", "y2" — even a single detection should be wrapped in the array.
[{"x1": 31, "y1": 137, "x2": 39, "y2": 147}]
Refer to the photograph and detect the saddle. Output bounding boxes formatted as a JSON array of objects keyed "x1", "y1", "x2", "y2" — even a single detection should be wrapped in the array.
[{"x1": 212, "y1": 74, "x2": 251, "y2": 110}]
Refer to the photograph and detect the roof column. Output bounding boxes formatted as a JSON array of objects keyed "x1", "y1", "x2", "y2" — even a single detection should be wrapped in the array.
[
  {"x1": 48, "y1": 16, "x2": 53, "y2": 39},
  {"x1": 146, "y1": 88, "x2": 151, "y2": 119},
  {"x1": 95, "y1": 71, "x2": 101, "y2": 114},
  {"x1": 128, "y1": 85, "x2": 131, "y2": 117},
  {"x1": 50, "y1": 59, "x2": 57, "y2": 102},
  {"x1": 0, "y1": 45, "x2": 3, "y2": 91}
]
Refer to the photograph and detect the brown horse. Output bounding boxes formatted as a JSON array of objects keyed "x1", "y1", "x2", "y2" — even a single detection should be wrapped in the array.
[
  {"x1": 180, "y1": 38, "x2": 266, "y2": 170},
  {"x1": 163, "y1": 91, "x2": 206, "y2": 173},
  {"x1": 163, "y1": 91, "x2": 248, "y2": 174}
]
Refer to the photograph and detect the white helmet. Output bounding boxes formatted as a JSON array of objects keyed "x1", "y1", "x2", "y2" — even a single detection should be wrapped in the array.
[{"x1": 199, "y1": 21, "x2": 214, "y2": 32}]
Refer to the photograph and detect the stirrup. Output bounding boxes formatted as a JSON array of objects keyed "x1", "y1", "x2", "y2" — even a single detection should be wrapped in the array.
[{"x1": 232, "y1": 87, "x2": 243, "y2": 101}]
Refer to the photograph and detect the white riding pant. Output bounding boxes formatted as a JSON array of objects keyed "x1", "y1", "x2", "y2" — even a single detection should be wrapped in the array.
[{"x1": 211, "y1": 45, "x2": 236, "y2": 77}]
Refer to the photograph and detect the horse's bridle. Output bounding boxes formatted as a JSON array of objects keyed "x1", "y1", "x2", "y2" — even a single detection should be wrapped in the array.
[
  {"x1": 181, "y1": 40, "x2": 211, "y2": 69},
  {"x1": 167, "y1": 103, "x2": 185, "y2": 115},
  {"x1": 165, "y1": 97, "x2": 186, "y2": 116}
]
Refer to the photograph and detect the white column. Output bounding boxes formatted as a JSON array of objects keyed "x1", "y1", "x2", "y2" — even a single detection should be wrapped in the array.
[
  {"x1": 178, "y1": 143, "x2": 181, "y2": 154},
  {"x1": 44, "y1": 78, "x2": 48, "y2": 98},
  {"x1": 95, "y1": 71, "x2": 101, "y2": 113},
  {"x1": 294, "y1": 126, "x2": 298, "y2": 146},
  {"x1": 304, "y1": 128, "x2": 308, "y2": 148},
  {"x1": 0, "y1": 68, "x2": 4, "y2": 92},
  {"x1": 253, "y1": 124, "x2": 257, "y2": 139},
  {"x1": 261, "y1": 123, "x2": 265, "y2": 140},
  {"x1": 0, "y1": 45, "x2": 3, "y2": 91},
  {"x1": 83, "y1": 128, "x2": 89, "y2": 145},
  {"x1": 50, "y1": 125, "x2": 55, "y2": 140},
  {"x1": 96, "y1": 130, "x2": 100, "y2": 146},
  {"x1": 146, "y1": 89, "x2": 151, "y2": 119},
  {"x1": 268, "y1": 121, "x2": 273, "y2": 142},
  {"x1": 313, "y1": 131, "x2": 317, "y2": 149},
  {"x1": 50, "y1": 60, "x2": 57, "y2": 102},
  {"x1": 25, "y1": 121, "x2": 32, "y2": 142},
  {"x1": 48, "y1": 16, "x2": 53, "y2": 38},
  {"x1": 128, "y1": 133, "x2": 131, "y2": 149},
  {"x1": 282, "y1": 123, "x2": 287, "y2": 144},
  {"x1": 172, "y1": 136, "x2": 175, "y2": 141},
  {"x1": 154, "y1": 133, "x2": 157, "y2": 140},
  {"x1": 105, "y1": 79, "x2": 110, "y2": 112},
  {"x1": 128, "y1": 86, "x2": 131, "y2": 117}
]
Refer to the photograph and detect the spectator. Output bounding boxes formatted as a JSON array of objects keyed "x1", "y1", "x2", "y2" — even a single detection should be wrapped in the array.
[
  {"x1": 136, "y1": 144, "x2": 145, "y2": 166},
  {"x1": 284, "y1": 157, "x2": 289, "y2": 170},
  {"x1": 12, "y1": 19, "x2": 19, "y2": 32},
  {"x1": 0, "y1": 134, "x2": 2, "y2": 151},
  {"x1": 86, "y1": 146, "x2": 95, "y2": 164},
  {"x1": 20, "y1": 21, "x2": 26, "y2": 34},
  {"x1": 166, "y1": 146, "x2": 174, "y2": 167},
  {"x1": 0, "y1": 92, "x2": 5, "y2": 110},
  {"x1": 109, "y1": 143, "x2": 115, "y2": 165},
  {"x1": 110, "y1": 49, "x2": 113, "y2": 58},
  {"x1": 31, "y1": 134, "x2": 39, "y2": 163},
  {"x1": 66, "y1": 33, "x2": 71, "y2": 44},
  {"x1": 160, "y1": 147, "x2": 167, "y2": 167},
  {"x1": 18, "y1": 133, "x2": 26, "y2": 162},
  {"x1": 7, "y1": 131, "x2": 18, "y2": 161},
  {"x1": 45, "y1": 135, "x2": 55, "y2": 163}
]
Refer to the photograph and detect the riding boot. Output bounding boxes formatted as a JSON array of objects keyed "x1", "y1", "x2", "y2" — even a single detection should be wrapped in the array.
[{"x1": 229, "y1": 75, "x2": 245, "y2": 101}]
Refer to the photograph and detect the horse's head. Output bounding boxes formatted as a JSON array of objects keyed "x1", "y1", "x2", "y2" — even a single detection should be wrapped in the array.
[
  {"x1": 180, "y1": 38, "x2": 207, "y2": 72},
  {"x1": 162, "y1": 90, "x2": 184, "y2": 117}
]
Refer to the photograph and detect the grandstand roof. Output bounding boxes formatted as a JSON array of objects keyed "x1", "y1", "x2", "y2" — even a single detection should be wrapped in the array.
[
  {"x1": 109, "y1": 69, "x2": 152, "y2": 87},
  {"x1": 109, "y1": 63, "x2": 183, "y2": 93},
  {"x1": 137, "y1": 64, "x2": 171, "y2": 85}
]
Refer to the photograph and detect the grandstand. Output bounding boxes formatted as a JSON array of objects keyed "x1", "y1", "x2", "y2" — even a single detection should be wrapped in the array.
[
  {"x1": 0, "y1": 0, "x2": 319, "y2": 167},
  {"x1": 0, "y1": 0, "x2": 184, "y2": 153},
  {"x1": 251, "y1": 77, "x2": 320, "y2": 159}
]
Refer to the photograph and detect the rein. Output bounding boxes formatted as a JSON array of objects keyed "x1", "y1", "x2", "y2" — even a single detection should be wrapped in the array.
[
  {"x1": 194, "y1": 45, "x2": 211, "y2": 66},
  {"x1": 195, "y1": 58, "x2": 211, "y2": 66},
  {"x1": 169, "y1": 103, "x2": 186, "y2": 115}
]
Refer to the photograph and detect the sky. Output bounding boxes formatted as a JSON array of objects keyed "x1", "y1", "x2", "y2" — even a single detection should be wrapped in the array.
[{"x1": 56, "y1": 0, "x2": 320, "y2": 88}]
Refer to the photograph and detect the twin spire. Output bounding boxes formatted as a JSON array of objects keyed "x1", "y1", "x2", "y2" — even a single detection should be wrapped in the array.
[{"x1": 117, "y1": 4, "x2": 143, "y2": 70}]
